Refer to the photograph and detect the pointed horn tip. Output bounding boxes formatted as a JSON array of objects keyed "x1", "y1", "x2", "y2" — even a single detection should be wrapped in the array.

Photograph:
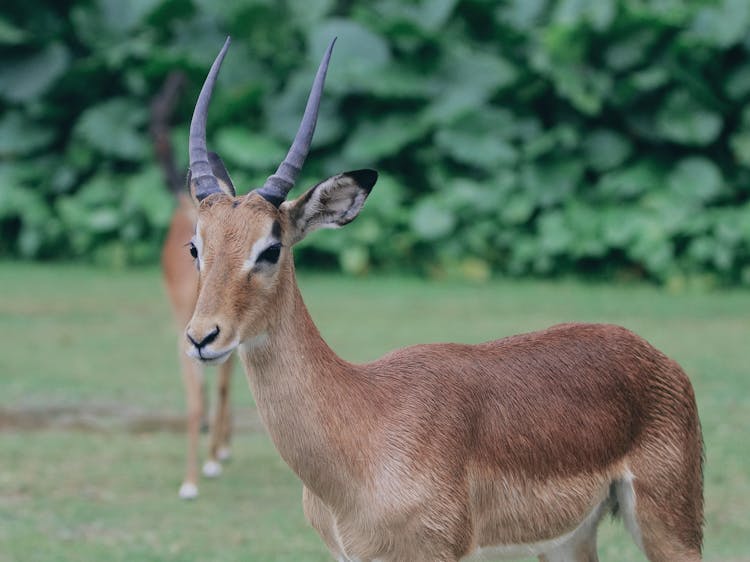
[{"x1": 326, "y1": 37, "x2": 337, "y2": 55}]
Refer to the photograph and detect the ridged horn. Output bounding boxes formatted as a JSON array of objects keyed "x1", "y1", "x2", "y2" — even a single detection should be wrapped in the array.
[
  {"x1": 257, "y1": 38, "x2": 336, "y2": 207},
  {"x1": 189, "y1": 36, "x2": 231, "y2": 202}
]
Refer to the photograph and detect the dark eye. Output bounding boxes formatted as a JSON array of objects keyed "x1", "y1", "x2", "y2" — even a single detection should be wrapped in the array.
[
  {"x1": 257, "y1": 243, "x2": 282, "y2": 265},
  {"x1": 188, "y1": 243, "x2": 198, "y2": 259}
]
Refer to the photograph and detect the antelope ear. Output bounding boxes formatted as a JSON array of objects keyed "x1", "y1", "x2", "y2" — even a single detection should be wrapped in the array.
[
  {"x1": 187, "y1": 152, "x2": 236, "y2": 204},
  {"x1": 281, "y1": 169, "x2": 378, "y2": 245}
]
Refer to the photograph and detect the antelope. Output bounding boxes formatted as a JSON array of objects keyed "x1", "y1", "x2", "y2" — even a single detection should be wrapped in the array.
[
  {"x1": 151, "y1": 71, "x2": 235, "y2": 499},
  {"x1": 181, "y1": 37, "x2": 704, "y2": 561}
]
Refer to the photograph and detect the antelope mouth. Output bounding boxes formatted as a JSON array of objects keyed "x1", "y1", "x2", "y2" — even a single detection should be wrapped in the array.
[{"x1": 187, "y1": 345, "x2": 235, "y2": 365}]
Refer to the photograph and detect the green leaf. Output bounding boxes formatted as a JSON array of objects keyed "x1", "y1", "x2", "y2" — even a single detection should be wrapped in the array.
[
  {"x1": 537, "y1": 210, "x2": 573, "y2": 255},
  {"x1": 553, "y1": 0, "x2": 616, "y2": 31},
  {"x1": 214, "y1": 128, "x2": 287, "y2": 170},
  {"x1": 604, "y1": 31, "x2": 657, "y2": 71},
  {"x1": 0, "y1": 43, "x2": 70, "y2": 102},
  {"x1": 667, "y1": 157, "x2": 723, "y2": 205},
  {"x1": 88, "y1": 208, "x2": 121, "y2": 233},
  {"x1": 265, "y1": 70, "x2": 344, "y2": 146},
  {"x1": 124, "y1": 166, "x2": 175, "y2": 227},
  {"x1": 0, "y1": 17, "x2": 29, "y2": 45},
  {"x1": 520, "y1": 160, "x2": 584, "y2": 207},
  {"x1": 343, "y1": 114, "x2": 429, "y2": 163},
  {"x1": 289, "y1": 0, "x2": 335, "y2": 27},
  {"x1": 410, "y1": 199, "x2": 456, "y2": 240},
  {"x1": 376, "y1": 0, "x2": 459, "y2": 34},
  {"x1": 501, "y1": 194, "x2": 535, "y2": 225},
  {"x1": 308, "y1": 19, "x2": 391, "y2": 92},
  {"x1": 629, "y1": 66, "x2": 669, "y2": 92},
  {"x1": 687, "y1": 0, "x2": 750, "y2": 48},
  {"x1": 426, "y1": 45, "x2": 517, "y2": 124},
  {"x1": 656, "y1": 91, "x2": 722, "y2": 146},
  {"x1": 597, "y1": 162, "x2": 662, "y2": 200},
  {"x1": 74, "y1": 98, "x2": 148, "y2": 160},
  {"x1": 435, "y1": 128, "x2": 517, "y2": 170},
  {"x1": 730, "y1": 131, "x2": 750, "y2": 167},
  {"x1": 0, "y1": 113, "x2": 54, "y2": 157},
  {"x1": 583, "y1": 130, "x2": 632, "y2": 172},
  {"x1": 726, "y1": 63, "x2": 750, "y2": 100},
  {"x1": 495, "y1": 0, "x2": 549, "y2": 31}
]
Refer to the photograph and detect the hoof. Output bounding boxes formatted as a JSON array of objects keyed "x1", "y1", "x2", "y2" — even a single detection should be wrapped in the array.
[
  {"x1": 178, "y1": 481, "x2": 199, "y2": 499},
  {"x1": 217, "y1": 446, "x2": 231, "y2": 461},
  {"x1": 202, "y1": 459, "x2": 222, "y2": 478}
]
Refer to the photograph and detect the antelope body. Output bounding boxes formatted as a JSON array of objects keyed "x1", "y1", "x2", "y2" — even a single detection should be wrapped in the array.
[
  {"x1": 180, "y1": 38, "x2": 704, "y2": 561},
  {"x1": 151, "y1": 73, "x2": 234, "y2": 499}
]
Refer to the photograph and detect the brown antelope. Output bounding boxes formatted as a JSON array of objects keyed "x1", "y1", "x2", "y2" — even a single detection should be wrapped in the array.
[
  {"x1": 150, "y1": 71, "x2": 235, "y2": 499},
  {"x1": 180, "y1": 37, "x2": 704, "y2": 561}
]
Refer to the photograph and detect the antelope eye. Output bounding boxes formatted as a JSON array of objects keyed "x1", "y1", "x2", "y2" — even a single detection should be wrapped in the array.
[
  {"x1": 257, "y1": 243, "x2": 282, "y2": 265},
  {"x1": 189, "y1": 243, "x2": 198, "y2": 259}
]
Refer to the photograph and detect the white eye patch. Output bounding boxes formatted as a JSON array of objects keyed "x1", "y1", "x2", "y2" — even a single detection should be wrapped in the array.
[
  {"x1": 241, "y1": 228, "x2": 281, "y2": 272},
  {"x1": 193, "y1": 227, "x2": 205, "y2": 270}
]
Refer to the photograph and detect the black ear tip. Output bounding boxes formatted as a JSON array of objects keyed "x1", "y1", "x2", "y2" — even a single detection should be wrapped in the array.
[{"x1": 346, "y1": 169, "x2": 378, "y2": 192}]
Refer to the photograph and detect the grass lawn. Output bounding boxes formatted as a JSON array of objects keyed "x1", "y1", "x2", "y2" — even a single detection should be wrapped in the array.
[{"x1": 0, "y1": 261, "x2": 748, "y2": 561}]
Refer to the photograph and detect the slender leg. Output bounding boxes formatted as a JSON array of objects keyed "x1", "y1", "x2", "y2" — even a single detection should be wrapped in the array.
[
  {"x1": 218, "y1": 353, "x2": 233, "y2": 461},
  {"x1": 178, "y1": 343, "x2": 203, "y2": 499},
  {"x1": 204, "y1": 354, "x2": 233, "y2": 477}
]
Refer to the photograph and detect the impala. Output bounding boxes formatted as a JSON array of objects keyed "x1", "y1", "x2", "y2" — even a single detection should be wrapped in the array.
[
  {"x1": 181, "y1": 37, "x2": 704, "y2": 561},
  {"x1": 151, "y1": 71, "x2": 234, "y2": 499}
]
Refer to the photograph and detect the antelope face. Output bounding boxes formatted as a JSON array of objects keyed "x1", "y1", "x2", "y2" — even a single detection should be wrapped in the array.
[
  {"x1": 186, "y1": 193, "x2": 282, "y2": 363},
  {"x1": 187, "y1": 171, "x2": 376, "y2": 363},
  {"x1": 182, "y1": 37, "x2": 376, "y2": 364}
]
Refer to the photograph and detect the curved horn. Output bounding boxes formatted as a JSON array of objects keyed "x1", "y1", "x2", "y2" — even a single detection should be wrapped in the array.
[
  {"x1": 257, "y1": 38, "x2": 336, "y2": 207},
  {"x1": 189, "y1": 36, "x2": 231, "y2": 201}
]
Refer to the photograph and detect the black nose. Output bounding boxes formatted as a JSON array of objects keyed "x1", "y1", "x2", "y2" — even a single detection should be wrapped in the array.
[{"x1": 187, "y1": 325, "x2": 220, "y2": 349}]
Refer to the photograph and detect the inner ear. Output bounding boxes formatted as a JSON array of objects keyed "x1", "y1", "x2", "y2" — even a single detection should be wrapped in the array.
[{"x1": 282, "y1": 169, "x2": 377, "y2": 245}]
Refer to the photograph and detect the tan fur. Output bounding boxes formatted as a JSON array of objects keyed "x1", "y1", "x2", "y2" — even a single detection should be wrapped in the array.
[
  {"x1": 161, "y1": 193, "x2": 234, "y2": 497},
  {"x1": 184, "y1": 191, "x2": 704, "y2": 560}
]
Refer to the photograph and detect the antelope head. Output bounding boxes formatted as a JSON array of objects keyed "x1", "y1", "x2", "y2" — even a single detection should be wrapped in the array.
[{"x1": 184, "y1": 37, "x2": 378, "y2": 364}]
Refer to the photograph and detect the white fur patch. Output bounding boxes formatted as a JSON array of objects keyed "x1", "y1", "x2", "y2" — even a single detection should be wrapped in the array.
[
  {"x1": 186, "y1": 344, "x2": 234, "y2": 364},
  {"x1": 241, "y1": 226, "x2": 280, "y2": 272},
  {"x1": 178, "y1": 481, "x2": 198, "y2": 500},
  {"x1": 202, "y1": 459, "x2": 222, "y2": 478},
  {"x1": 616, "y1": 468, "x2": 645, "y2": 552},
  {"x1": 467, "y1": 498, "x2": 607, "y2": 560},
  {"x1": 194, "y1": 227, "x2": 205, "y2": 270}
]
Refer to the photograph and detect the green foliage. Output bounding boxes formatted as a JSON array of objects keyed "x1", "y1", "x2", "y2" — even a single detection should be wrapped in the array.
[{"x1": 1, "y1": 0, "x2": 749, "y2": 284}]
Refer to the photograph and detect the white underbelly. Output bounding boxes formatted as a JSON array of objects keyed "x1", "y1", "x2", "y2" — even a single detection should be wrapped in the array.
[{"x1": 467, "y1": 497, "x2": 608, "y2": 560}]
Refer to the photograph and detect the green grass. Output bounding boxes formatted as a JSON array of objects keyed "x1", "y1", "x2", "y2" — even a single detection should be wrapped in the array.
[{"x1": 1, "y1": 262, "x2": 748, "y2": 561}]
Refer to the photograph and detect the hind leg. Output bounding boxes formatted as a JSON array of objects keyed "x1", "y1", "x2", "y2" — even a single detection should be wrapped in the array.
[{"x1": 617, "y1": 467, "x2": 702, "y2": 562}]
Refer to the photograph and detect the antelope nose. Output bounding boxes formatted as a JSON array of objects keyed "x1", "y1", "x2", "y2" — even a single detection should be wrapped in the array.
[{"x1": 187, "y1": 325, "x2": 220, "y2": 349}]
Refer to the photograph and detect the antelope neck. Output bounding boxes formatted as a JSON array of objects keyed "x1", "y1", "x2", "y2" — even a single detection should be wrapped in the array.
[{"x1": 238, "y1": 280, "x2": 373, "y2": 504}]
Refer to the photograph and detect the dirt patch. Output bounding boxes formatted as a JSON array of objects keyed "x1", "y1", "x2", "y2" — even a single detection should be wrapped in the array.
[{"x1": 0, "y1": 403, "x2": 265, "y2": 434}]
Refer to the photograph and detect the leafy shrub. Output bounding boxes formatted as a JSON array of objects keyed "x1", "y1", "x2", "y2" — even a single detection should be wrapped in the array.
[{"x1": 1, "y1": 0, "x2": 749, "y2": 285}]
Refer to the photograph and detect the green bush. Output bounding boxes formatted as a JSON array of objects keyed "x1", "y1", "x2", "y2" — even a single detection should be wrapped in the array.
[{"x1": 1, "y1": 0, "x2": 749, "y2": 284}]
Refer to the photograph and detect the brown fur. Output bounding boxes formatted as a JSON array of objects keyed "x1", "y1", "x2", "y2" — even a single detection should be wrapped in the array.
[
  {"x1": 185, "y1": 191, "x2": 703, "y2": 561},
  {"x1": 161, "y1": 193, "x2": 234, "y2": 497}
]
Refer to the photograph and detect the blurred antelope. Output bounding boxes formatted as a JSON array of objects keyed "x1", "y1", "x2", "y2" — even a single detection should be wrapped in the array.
[
  {"x1": 150, "y1": 71, "x2": 234, "y2": 499},
  {"x1": 180, "y1": 37, "x2": 704, "y2": 561}
]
